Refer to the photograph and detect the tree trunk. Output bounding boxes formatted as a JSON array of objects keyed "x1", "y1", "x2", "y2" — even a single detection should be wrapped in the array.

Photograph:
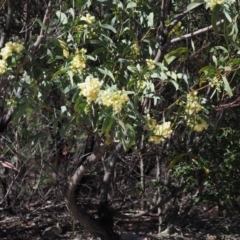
[
  {"x1": 65, "y1": 141, "x2": 119, "y2": 240},
  {"x1": 98, "y1": 143, "x2": 122, "y2": 229}
]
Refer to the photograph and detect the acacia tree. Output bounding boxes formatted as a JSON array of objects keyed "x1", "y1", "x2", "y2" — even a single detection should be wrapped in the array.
[{"x1": 1, "y1": 0, "x2": 240, "y2": 239}]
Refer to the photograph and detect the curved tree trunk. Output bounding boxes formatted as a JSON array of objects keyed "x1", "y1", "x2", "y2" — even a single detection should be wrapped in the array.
[{"x1": 65, "y1": 141, "x2": 119, "y2": 240}]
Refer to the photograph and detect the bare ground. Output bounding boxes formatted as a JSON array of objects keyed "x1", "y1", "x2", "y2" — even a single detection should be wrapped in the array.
[{"x1": 0, "y1": 200, "x2": 240, "y2": 240}]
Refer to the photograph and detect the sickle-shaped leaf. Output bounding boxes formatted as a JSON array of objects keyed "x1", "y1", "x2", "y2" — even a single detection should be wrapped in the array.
[{"x1": 187, "y1": 1, "x2": 204, "y2": 11}]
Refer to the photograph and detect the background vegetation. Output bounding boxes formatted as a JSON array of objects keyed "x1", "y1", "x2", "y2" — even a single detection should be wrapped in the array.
[{"x1": 0, "y1": 0, "x2": 240, "y2": 239}]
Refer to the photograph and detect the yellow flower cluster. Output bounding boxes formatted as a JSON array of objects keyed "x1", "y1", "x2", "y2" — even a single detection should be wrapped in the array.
[
  {"x1": 184, "y1": 91, "x2": 208, "y2": 132},
  {"x1": 0, "y1": 42, "x2": 24, "y2": 60},
  {"x1": 100, "y1": 89, "x2": 129, "y2": 113},
  {"x1": 77, "y1": 76, "x2": 103, "y2": 103},
  {"x1": 137, "y1": 80, "x2": 147, "y2": 89},
  {"x1": 187, "y1": 116, "x2": 208, "y2": 132},
  {"x1": 0, "y1": 60, "x2": 7, "y2": 75},
  {"x1": 146, "y1": 59, "x2": 155, "y2": 70},
  {"x1": 77, "y1": 75, "x2": 129, "y2": 113},
  {"x1": 71, "y1": 49, "x2": 87, "y2": 74},
  {"x1": 185, "y1": 91, "x2": 202, "y2": 115},
  {"x1": 6, "y1": 97, "x2": 16, "y2": 107},
  {"x1": 0, "y1": 42, "x2": 24, "y2": 75},
  {"x1": 81, "y1": 13, "x2": 95, "y2": 23},
  {"x1": 145, "y1": 115, "x2": 157, "y2": 130},
  {"x1": 168, "y1": 22, "x2": 182, "y2": 37},
  {"x1": 131, "y1": 43, "x2": 140, "y2": 57},
  {"x1": 80, "y1": 13, "x2": 95, "y2": 28},
  {"x1": 146, "y1": 116, "x2": 172, "y2": 144},
  {"x1": 209, "y1": 76, "x2": 221, "y2": 92},
  {"x1": 204, "y1": 0, "x2": 233, "y2": 9}
]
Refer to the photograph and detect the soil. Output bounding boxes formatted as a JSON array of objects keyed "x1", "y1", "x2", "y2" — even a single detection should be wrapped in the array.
[{"x1": 0, "y1": 200, "x2": 239, "y2": 240}]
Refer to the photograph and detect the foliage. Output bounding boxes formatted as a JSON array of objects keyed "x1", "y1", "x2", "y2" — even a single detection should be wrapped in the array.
[{"x1": 1, "y1": 0, "x2": 240, "y2": 236}]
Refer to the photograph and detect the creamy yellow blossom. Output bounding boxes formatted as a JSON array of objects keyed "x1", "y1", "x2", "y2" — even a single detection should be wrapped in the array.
[
  {"x1": 185, "y1": 91, "x2": 202, "y2": 115},
  {"x1": 0, "y1": 47, "x2": 12, "y2": 60},
  {"x1": 77, "y1": 76, "x2": 103, "y2": 103},
  {"x1": 137, "y1": 80, "x2": 147, "y2": 89},
  {"x1": 145, "y1": 115, "x2": 157, "y2": 131},
  {"x1": 12, "y1": 42, "x2": 24, "y2": 53},
  {"x1": 0, "y1": 59, "x2": 7, "y2": 75},
  {"x1": 71, "y1": 49, "x2": 87, "y2": 74},
  {"x1": 149, "y1": 121, "x2": 172, "y2": 144},
  {"x1": 100, "y1": 89, "x2": 129, "y2": 113},
  {"x1": 209, "y1": 76, "x2": 221, "y2": 92},
  {"x1": 131, "y1": 43, "x2": 139, "y2": 56},
  {"x1": 80, "y1": 13, "x2": 95, "y2": 23},
  {"x1": 187, "y1": 116, "x2": 208, "y2": 132},
  {"x1": 146, "y1": 59, "x2": 155, "y2": 70},
  {"x1": 204, "y1": 0, "x2": 234, "y2": 9},
  {"x1": 0, "y1": 42, "x2": 24, "y2": 60},
  {"x1": 80, "y1": 13, "x2": 95, "y2": 28},
  {"x1": 6, "y1": 98, "x2": 16, "y2": 107}
]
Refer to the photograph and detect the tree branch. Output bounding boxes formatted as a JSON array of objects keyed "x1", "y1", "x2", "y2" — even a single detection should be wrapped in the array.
[
  {"x1": 169, "y1": 19, "x2": 224, "y2": 44},
  {"x1": 32, "y1": 0, "x2": 52, "y2": 50},
  {"x1": 154, "y1": 4, "x2": 205, "y2": 62},
  {"x1": 167, "y1": 9, "x2": 190, "y2": 33},
  {"x1": 0, "y1": 0, "x2": 13, "y2": 48}
]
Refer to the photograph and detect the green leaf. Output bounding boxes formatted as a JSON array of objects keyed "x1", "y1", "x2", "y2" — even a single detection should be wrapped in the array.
[
  {"x1": 95, "y1": 0, "x2": 116, "y2": 7},
  {"x1": 211, "y1": 4, "x2": 221, "y2": 36},
  {"x1": 191, "y1": 39, "x2": 195, "y2": 52},
  {"x1": 125, "y1": 123, "x2": 135, "y2": 147},
  {"x1": 12, "y1": 103, "x2": 30, "y2": 125},
  {"x1": 116, "y1": 128, "x2": 127, "y2": 150},
  {"x1": 224, "y1": 66, "x2": 231, "y2": 71},
  {"x1": 230, "y1": 38, "x2": 240, "y2": 50},
  {"x1": 67, "y1": 71, "x2": 74, "y2": 86},
  {"x1": 61, "y1": 106, "x2": 68, "y2": 114},
  {"x1": 170, "y1": 80, "x2": 179, "y2": 90},
  {"x1": 171, "y1": 72, "x2": 178, "y2": 81},
  {"x1": 101, "y1": 116, "x2": 115, "y2": 135},
  {"x1": 212, "y1": 55, "x2": 218, "y2": 66},
  {"x1": 126, "y1": 1, "x2": 137, "y2": 9},
  {"x1": 58, "y1": 39, "x2": 69, "y2": 58},
  {"x1": 60, "y1": 122, "x2": 71, "y2": 137},
  {"x1": 199, "y1": 65, "x2": 217, "y2": 75},
  {"x1": 212, "y1": 45, "x2": 229, "y2": 54},
  {"x1": 68, "y1": 8, "x2": 75, "y2": 19},
  {"x1": 56, "y1": 11, "x2": 68, "y2": 25},
  {"x1": 99, "y1": 23, "x2": 116, "y2": 33},
  {"x1": 186, "y1": 1, "x2": 204, "y2": 11},
  {"x1": 228, "y1": 58, "x2": 240, "y2": 66},
  {"x1": 199, "y1": 65, "x2": 217, "y2": 85},
  {"x1": 169, "y1": 153, "x2": 189, "y2": 169},
  {"x1": 222, "y1": 75, "x2": 233, "y2": 97},
  {"x1": 52, "y1": 117, "x2": 59, "y2": 136},
  {"x1": 74, "y1": 96, "x2": 87, "y2": 113},
  {"x1": 164, "y1": 47, "x2": 189, "y2": 65},
  {"x1": 97, "y1": 67, "x2": 115, "y2": 81},
  {"x1": 147, "y1": 12, "x2": 154, "y2": 27},
  {"x1": 223, "y1": 8, "x2": 232, "y2": 23},
  {"x1": 118, "y1": 119, "x2": 127, "y2": 133},
  {"x1": 100, "y1": 33, "x2": 114, "y2": 43},
  {"x1": 224, "y1": 20, "x2": 230, "y2": 47}
]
